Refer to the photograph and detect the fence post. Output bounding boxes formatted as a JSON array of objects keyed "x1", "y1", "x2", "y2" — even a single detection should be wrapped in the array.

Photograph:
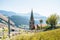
[{"x1": 8, "y1": 17, "x2": 10, "y2": 38}]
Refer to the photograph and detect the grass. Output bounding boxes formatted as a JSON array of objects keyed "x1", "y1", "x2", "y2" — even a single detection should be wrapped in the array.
[
  {"x1": 33, "y1": 29, "x2": 60, "y2": 40},
  {"x1": 0, "y1": 27, "x2": 60, "y2": 40},
  {"x1": 10, "y1": 28, "x2": 60, "y2": 40},
  {"x1": 0, "y1": 27, "x2": 8, "y2": 40}
]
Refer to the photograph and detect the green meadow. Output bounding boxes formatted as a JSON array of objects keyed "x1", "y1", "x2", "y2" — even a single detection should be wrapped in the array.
[{"x1": 10, "y1": 28, "x2": 60, "y2": 40}]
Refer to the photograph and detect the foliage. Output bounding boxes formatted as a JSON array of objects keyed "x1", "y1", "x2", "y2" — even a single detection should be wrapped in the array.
[
  {"x1": 46, "y1": 14, "x2": 59, "y2": 29},
  {"x1": 40, "y1": 19, "x2": 43, "y2": 24},
  {"x1": 0, "y1": 27, "x2": 8, "y2": 40},
  {"x1": 40, "y1": 19, "x2": 43, "y2": 29},
  {"x1": 37, "y1": 25, "x2": 40, "y2": 30}
]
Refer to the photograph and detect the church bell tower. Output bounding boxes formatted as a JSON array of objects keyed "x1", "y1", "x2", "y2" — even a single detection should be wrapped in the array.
[{"x1": 29, "y1": 10, "x2": 35, "y2": 30}]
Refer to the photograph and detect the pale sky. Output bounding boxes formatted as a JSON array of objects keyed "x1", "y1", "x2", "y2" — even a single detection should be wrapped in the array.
[{"x1": 0, "y1": 0, "x2": 60, "y2": 17}]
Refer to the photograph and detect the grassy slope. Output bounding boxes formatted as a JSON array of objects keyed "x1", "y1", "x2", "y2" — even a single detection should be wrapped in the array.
[
  {"x1": 33, "y1": 29, "x2": 60, "y2": 40},
  {"x1": 10, "y1": 29, "x2": 60, "y2": 40}
]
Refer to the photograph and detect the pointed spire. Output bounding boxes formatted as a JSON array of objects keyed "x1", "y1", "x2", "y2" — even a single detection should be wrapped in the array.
[
  {"x1": 30, "y1": 9, "x2": 34, "y2": 20},
  {"x1": 29, "y1": 9, "x2": 35, "y2": 30}
]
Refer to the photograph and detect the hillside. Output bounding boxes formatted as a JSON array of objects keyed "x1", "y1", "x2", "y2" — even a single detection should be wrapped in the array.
[
  {"x1": 33, "y1": 29, "x2": 60, "y2": 40},
  {"x1": 0, "y1": 13, "x2": 16, "y2": 29},
  {"x1": 0, "y1": 10, "x2": 47, "y2": 27},
  {"x1": 0, "y1": 13, "x2": 15, "y2": 25},
  {"x1": 10, "y1": 15, "x2": 28, "y2": 27},
  {"x1": 0, "y1": 10, "x2": 16, "y2": 17},
  {"x1": 11, "y1": 29, "x2": 60, "y2": 40}
]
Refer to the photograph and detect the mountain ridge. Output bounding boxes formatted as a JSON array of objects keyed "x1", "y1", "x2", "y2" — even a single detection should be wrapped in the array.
[{"x1": 0, "y1": 10, "x2": 47, "y2": 27}]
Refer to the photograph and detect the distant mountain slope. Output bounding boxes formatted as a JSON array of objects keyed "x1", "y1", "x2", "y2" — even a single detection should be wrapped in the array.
[
  {"x1": 0, "y1": 10, "x2": 16, "y2": 17},
  {"x1": 0, "y1": 13, "x2": 15, "y2": 25},
  {"x1": 0, "y1": 13, "x2": 16, "y2": 30},
  {"x1": 0, "y1": 10, "x2": 47, "y2": 27},
  {"x1": 10, "y1": 15, "x2": 28, "y2": 27},
  {"x1": 18, "y1": 13, "x2": 47, "y2": 24}
]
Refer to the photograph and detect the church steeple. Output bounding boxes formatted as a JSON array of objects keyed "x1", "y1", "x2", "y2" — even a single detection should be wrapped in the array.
[
  {"x1": 31, "y1": 10, "x2": 33, "y2": 20},
  {"x1": 29, "y1": 9, "x2": 35, "y2": 30}
]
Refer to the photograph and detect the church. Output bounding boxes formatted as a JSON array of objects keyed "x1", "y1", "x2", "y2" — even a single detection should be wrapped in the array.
[{"x1": 29, "y1": 10, "x2": 35, "y2": 30}]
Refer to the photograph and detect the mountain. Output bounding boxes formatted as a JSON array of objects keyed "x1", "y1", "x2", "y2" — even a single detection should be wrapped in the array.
[
  {"x1": 18, "y1": 13, "x2": 47, "y2": 24},
  {"x1": 0, "y1": 13, "x2": 15, "y2": 25},
  {"x1": 0, "y1": 13, "x2": 16, "y2": 28},
  {"x1": 0, "y1": 10, "x2": 47, "y2": 27},
  {"x1": 10, "y1": 15, "x2": 28, "y2": 27},
  {"x1": 0, "y1": 10, "x2": 16, "y2": 17}
]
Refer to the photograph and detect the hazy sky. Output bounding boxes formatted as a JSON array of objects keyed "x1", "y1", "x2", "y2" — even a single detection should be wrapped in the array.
[{"x1": 0, "y1": 0, "x2": 60, "y2": 17}]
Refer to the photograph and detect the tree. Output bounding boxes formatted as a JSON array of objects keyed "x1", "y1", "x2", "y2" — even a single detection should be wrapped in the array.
[
  {"x1": 37, "y1": 24, "x2": 40, "y2": 30},
  {"x1": 46, "y1": 14, "x2": 59, "y2": 29},
  {"x1": 40, "y1": 19, "x2": 43, "y2": 30}
]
